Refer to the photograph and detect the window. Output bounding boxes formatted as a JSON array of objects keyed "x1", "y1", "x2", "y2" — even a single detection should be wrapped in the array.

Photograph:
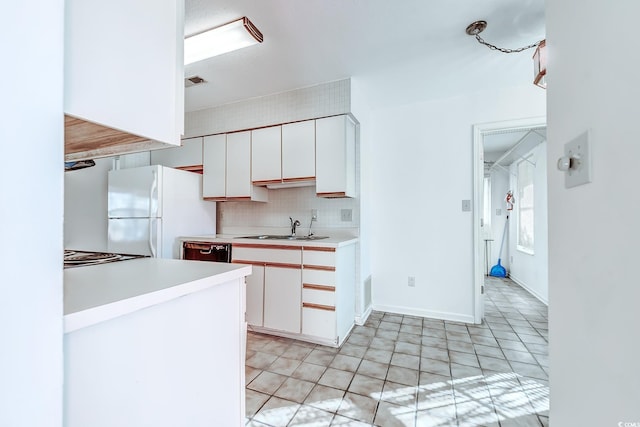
[
  {"x1": 483, "y1": 176, "x2": 492, "y2": 231},
  {"x1": 517, "y1": 156, "x2": 535, "y2": 253}
]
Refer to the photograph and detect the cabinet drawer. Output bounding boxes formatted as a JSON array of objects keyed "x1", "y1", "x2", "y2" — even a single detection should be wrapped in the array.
[
  {"x1": 302, "y1": 248, "x2": 336, "y2": 268},
  {"x1": 302, "y1": 269, "x2": 335, "y2": 287},
  {"x1": 302, "y1": 306, "x2": 335, "y2": 340},
  {"x1": 232, "y1": 245, "x2": 302, "y2": 265},
  {"x1": 302, "y1": 286, "x2": 335, "y2": 306}
]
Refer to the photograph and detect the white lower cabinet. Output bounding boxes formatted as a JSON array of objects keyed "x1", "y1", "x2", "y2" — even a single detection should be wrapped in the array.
[
  {"x1": 302, "y1": 306, "x2": 335, "y2": 341},
  {"x1": 302, "y1": 246, "x2": 356, "y2": 347},
  {"x1": 232, "y1": 242, "x2": 355, "y2": 347},
  {"x1": 264, "y1": 266, "x2": 301, "y2": 333},
  {"x1": 232, "y1": 245, "x2": 302, "y2": 332}
]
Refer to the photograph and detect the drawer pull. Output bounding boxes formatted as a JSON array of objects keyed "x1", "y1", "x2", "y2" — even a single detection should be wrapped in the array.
[
  {"x1": 303, "y1": 284, "x2": 335, "y2": 292},
  {"x1": 303, "y1": 264, "x2": 336, "y2": 271},
  {"x1": 303, "y1": 302, "x2": 335, "y2": 312}
]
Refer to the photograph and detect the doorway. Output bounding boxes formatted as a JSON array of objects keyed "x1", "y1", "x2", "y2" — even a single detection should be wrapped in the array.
[{"x1": 472, "y1": 117, "x2": 548, "y2": 324}]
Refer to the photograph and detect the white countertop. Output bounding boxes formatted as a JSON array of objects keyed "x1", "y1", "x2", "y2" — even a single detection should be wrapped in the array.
[
  {"x1": 179, "y1": 234, "x2": 359, "y2": 248},
  {"x1": 64, "y1": 258, "x2": 251, "y2": 333}
]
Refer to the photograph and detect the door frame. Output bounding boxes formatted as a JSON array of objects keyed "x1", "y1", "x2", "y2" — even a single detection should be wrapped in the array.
[{"x1": 472, "y1": 116, "x2": 546, "y2": 324}]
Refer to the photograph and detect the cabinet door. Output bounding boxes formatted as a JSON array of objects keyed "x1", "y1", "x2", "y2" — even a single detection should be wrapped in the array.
[
  {"x1": 252, "y1": 126, "x2": 282, "y2": 185},
  {"x1": 245, "y1": 264, "x2": 265, "y2": 327},
  {"x1": 302, "y1": 306, "x2": 336, "y2": 341},
  {"x1": 316, "y1": 115, "x2": 356, "y2": 198},
  {"x1": 226, "y1": 131, "x2": 252, "y2": 198},
  {"x1": 282, "y1": 121, "x2": 315, "y2": 182},
  {"x1": 263, "y1": 266, "x2": 301, "y2": 334},
  {"x1": 151, "y1": 137, "x2": 203, "y2": 168},
  {"x1": 64, "y1": 0, "x2": 184, "y2": 146},
  {"x1": 202, "y1": 134, "x2": 226, "y2": 199}
]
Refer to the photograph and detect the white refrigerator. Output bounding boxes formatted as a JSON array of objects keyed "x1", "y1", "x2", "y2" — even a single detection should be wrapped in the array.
[{"x1": 107, "y1": 165, "x2": 216, "y2": 258}]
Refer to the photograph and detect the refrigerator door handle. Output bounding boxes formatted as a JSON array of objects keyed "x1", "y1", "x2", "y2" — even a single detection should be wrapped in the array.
[
  {"x1": 148, "y1": 218, "x2": 157, "y2": 258},
  {"x1": 149, "y1": 168, "x2": 159, "y2": 218}
]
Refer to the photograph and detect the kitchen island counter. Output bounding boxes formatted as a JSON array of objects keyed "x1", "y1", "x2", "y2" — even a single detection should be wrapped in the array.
[
  {"x1": 64, "y1": 258, "x2": 250, "y2": 427},
  {"x1": 64, "y1": 258, "x2": 251, "y2": 333}
]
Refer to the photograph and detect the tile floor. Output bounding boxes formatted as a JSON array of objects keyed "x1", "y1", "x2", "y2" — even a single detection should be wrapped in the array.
[{"x1": 245, "y1": 277, "x2": 549, "y2": 426}]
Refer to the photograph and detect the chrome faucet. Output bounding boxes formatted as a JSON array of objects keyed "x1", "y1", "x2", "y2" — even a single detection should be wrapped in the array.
[{"x1": 289, "y1": 217, "x2": 301, "y2": 236}]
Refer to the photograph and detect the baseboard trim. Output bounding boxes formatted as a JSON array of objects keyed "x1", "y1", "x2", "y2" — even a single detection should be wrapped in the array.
[
  {"x1": 372, "y1": 304, "x2": 475, "y2": 324},
  {"x1": 508, "y1": 275, "x2": 549, "y2": 305},
  {"x1": 355, "y1": 305, "x2": 373, "y2": 326}
]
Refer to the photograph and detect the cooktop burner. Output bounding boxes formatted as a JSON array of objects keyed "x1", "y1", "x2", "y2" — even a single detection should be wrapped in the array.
[{"x1": 64, "y1": 250, "x2": 147, "y2": 268}]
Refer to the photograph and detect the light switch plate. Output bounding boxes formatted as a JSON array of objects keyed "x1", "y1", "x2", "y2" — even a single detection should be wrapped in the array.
[
  {"x1": 462, "y1": 200, "x2": 471, "y2": 212},
  {"x1": 564, "y1": 130, "x2": 592, "y2": 188}
]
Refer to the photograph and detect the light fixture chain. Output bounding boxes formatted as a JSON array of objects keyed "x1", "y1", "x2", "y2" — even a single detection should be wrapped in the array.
[{"x1": 475, "y1": 34, "x2": 541, "y2": 54}]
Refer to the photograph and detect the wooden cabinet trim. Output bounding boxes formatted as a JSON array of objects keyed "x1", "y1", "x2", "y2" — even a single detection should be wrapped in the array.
[
  {"x1": 303, "y1": 302, "x2": 335, "y2": 312},
  {"x1": 317, "y1": 192, "x2": 347, "y2": 198},
  {"x1": 233, "y1": 260, "x2": 301, "y2": 270},
  {"x1": 303, "y1": 284, "x2": 335, "y2": 292},
  {"x1": 232, "y1": 260, "x2": 265, "y2": 267},
  {"x1": 266, "y1": 263, "x2": 302, "y2": 270},
  {"x1": 303, "y1": 265, "x2": 336, "y2": 272},
  {"x1": 203, "y1": 197, "x2": 227, "y2": 202},
  {"x1": 282, "y1": 177, "x2": 315, "y2": 183},
  {"x1": 176, "y1": 165, "x2": 203, "y2": 174},
  {"x1": 65, "y1": 115, "x2": 148, "y2": 155},
  {"x1": 303, "y1": 246, "x2": 336, "y2": 252},
  {"x1": 252, "y1": 179, "x2": 282, "y2": 186},
  {"x1": 233, "y1": 243, "x2": 301, "y2": 251}
]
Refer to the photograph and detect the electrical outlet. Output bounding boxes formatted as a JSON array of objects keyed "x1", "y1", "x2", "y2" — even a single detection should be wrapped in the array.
[
  {"x1": 408, "y1": 276, "x2": 416, "y2": 287},
  {"x1": 341, "y1": 209, "x2": 352, "y2": 222},
  {"x1": 496, "y1": 208, "x2": 502, "y2": 216},
  {"x1": 311, "y1": 209, "x2": 318, "y2": 220}
]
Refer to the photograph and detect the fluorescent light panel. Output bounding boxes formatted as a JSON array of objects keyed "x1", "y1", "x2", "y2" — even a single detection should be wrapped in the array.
[{"x1": 185, "y1": 17, "x2": 263, "y2": 65}]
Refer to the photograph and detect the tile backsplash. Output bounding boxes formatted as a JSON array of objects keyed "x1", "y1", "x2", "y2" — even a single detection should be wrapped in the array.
[
  {"x1": 217, "y1": 185, "x2": 359, "y2": 235},
  {"x1": 185, "y1": 79, "x2": 351, "y2": 138}
]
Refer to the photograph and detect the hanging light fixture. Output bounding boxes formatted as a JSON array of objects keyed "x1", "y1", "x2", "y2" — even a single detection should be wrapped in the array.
[
  {"x1": 532, "y1": 40, "x2": 547, "y2": 88},
  {"x1": 184, "y1": 17, "x2": 263, "y2": 65},
  {"x1": 465, "y1": 20, "x2": 546, "y2": 89}
]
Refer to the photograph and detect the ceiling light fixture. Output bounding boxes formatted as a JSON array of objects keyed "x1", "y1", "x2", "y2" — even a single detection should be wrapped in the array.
[
  {"x1": 465, "y1": 20, "x2": 546, "y2": 89},
  {"x1": 184, "y1": 17, "x2": 263, "y2": 65}
]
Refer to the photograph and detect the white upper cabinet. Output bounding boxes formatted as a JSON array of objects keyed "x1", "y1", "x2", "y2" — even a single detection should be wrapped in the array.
[
  {"x1": 202, "y1": 134, "x2": 227, "y2": 199},
  {"x1": 151, "y1": 137, "x2": 203, "y2": 171},
  {"x1": 315, "y1": 115, "x2": 356, "y2": 198},
  {"x1": 251, "y1": 126, "x2": 282, "y2": 185},
  {"x1": 226, "y1": 132, "x2": 253, "y2": 198},
  {"x1": 64, "y1": 0, "x2": 184, "y2": 160},
  {"x1": 282, "y1": 121, "x2": 316, "y2": 182},
  {"x1": 203, "y1": 132, "x2": 267, "y2": 202}
]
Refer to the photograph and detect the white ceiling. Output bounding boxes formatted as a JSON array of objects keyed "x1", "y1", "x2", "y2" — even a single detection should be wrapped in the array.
[{"x1": 184, "y1": 0, "x2": 545, "y2": 113}]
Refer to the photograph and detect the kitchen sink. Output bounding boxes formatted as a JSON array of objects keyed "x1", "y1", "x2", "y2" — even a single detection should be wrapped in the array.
[{"x1": 239, "y1": 235, "x2": 329, "y2": 241}]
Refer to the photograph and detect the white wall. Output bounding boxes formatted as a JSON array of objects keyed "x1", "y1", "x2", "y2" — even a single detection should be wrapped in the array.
[
  {"x1": 547, "y1": 0, "x2": 640, "y2": 424},
  {"x1": 364, "y1": 85, "x2": 545, "y2": 322},
  {"x1": 0, "y1": 2, "x2": 64, "y2": 426},
  {"x1": 508, "y1": 142, "x2": 548, "y2": 303},
  {"x1": 64, "y1": 158, "x2": 112, "y2": 252}
]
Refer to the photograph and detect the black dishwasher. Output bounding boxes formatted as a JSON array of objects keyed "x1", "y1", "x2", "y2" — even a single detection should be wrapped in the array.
[{"x1": 182, "y1": 242, "x2": 232, "y2": 263}]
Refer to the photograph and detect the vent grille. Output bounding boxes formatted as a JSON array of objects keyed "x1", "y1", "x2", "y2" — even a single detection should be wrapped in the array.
[{"x1": 185, "y1": 76, "x2": 207, "y2": 87}]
